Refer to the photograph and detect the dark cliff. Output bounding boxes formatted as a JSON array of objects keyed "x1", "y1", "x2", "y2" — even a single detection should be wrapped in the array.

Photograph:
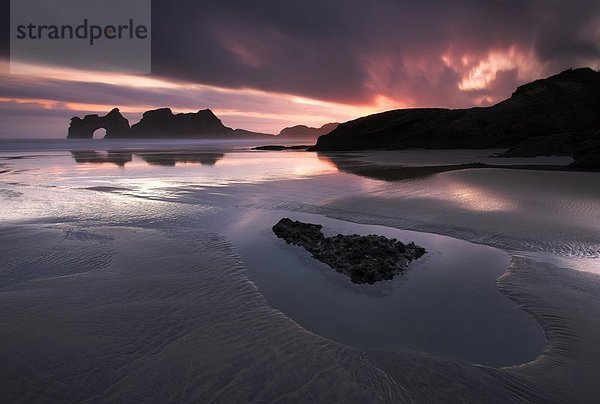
[{"x1": 312, "y1": 68, "x2": 600, "y2": 152}]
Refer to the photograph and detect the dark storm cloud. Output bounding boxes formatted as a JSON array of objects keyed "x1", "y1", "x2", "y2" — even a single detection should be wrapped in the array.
[
  {"x1": 0, "y1": 75, "x2": 207, "y2": 109},
  {"x1": 148, "y1": 0, "x2": 600, "y2": 104},
  {"x1": 1, "y1": 0, "x2": 599, "y2": 103}
]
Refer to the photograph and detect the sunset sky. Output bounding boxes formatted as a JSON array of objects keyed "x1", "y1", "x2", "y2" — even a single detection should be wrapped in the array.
[{"x1": 1, "y1": 0, "x2": 600, "y2": 137}]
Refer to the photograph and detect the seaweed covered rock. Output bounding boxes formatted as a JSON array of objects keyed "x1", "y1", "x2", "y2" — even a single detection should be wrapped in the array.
[{"x1": 273, "y1": 218, "x2": 426, "y2": 284}]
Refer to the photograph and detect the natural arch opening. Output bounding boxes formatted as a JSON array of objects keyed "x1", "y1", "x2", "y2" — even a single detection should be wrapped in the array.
[{"x1": 92, "y1": 128, "x2": 107, "y2": 139}]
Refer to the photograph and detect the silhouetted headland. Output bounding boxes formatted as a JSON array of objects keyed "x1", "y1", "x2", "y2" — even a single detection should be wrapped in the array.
[
  {"x1": 311, "y1": 68, "x2": 600, "y2": 168},
  {"x1": 277, "y1": 123, "x2": 339, "y2": 140},
  {"x1": 67, "y1": 108, "x2": 273, "y2": 139}
]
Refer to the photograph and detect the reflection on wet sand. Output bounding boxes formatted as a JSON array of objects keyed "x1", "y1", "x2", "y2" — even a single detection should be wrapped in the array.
[
  {"x1": 318, "y1": 152, "x2": 597, "y2": 182},
  {"x1": 317, "y1": 152, "x2": 481, "y2": 181},
  {"x1": 138, "y1": 152, "x2": 224, "y2": 166},
  {"x1": 71, "y1": 151, "x2": 133, "y2": 167},
  {"x1": 317, "y1": 153, "x2": 494, "y2": 181},
  {"x1": 70, "y1": 151, "x2": 225, "y2": 167}
]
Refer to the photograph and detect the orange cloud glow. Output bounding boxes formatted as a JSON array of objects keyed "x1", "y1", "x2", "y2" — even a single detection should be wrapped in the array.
[
  {"x1": 442, "y1": 46, "x2": 546, "y2": 91},
  {"x1": 1, "y1": 60, "x2": 405, "y2": 134}
]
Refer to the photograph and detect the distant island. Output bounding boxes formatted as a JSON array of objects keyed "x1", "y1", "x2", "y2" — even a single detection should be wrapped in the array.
[
  {"x1": 277, "y1": 122, "x2": 339, "y2": 140},
  {"x1": 67, "y1": 108, "x2": 339, "y2": 142},
  {"x1": 311, "y1": 68, "x2": 600, "y2": 168},
  {"x1": 67, "y1": 108, "x2": 274, "y2": 139}
]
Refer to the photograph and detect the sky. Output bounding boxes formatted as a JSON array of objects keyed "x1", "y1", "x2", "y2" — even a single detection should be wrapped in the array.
[{"x1": 1, "y1": 0, "x2": 600, "y2": 138}]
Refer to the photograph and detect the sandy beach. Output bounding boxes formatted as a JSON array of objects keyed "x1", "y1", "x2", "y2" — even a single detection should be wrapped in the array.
[{"x1": 1, "y1": 143, "x2": 599, "y2": 401}]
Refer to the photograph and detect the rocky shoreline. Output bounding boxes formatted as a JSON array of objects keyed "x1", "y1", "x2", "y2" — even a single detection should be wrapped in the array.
[
  {"x1": 309, "y1": 68, "x2": 600, "y2": 168},
  {"x1": 273, "y1": 218, "x2": 426, "y2": 284}
]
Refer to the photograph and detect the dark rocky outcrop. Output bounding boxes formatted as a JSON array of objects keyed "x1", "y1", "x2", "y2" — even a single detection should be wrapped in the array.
[
  {"x1": 570, "y1": 130, "x2": 600, "y2": 169},
  {"x1": 67, "y1": 108, "x2": 131, "y2": 139},
  {"x1": 278, "y1": 123, "x2": 339, "y2": 140},
  {"x1": 68, "y1": 108, "x2": 273, "y2": 139},
  {"x1": 311, "y1": 68, "x2": 600, "y2": 164},
  {"x1": 500, "y1": 127, "x2": 600, "y2": 169},
  {"x1": 273, "y1": 218, "x2": 426, "y2": 284},
  {"x1": 252, "y1": 145, "x2": 311, "y2": 151},
  {"x1": 130, "y1": 108, "x2": 231, "y2": 138},
  {"x1": 500, "y1": 133, "x2": 579, "y2": 157}
]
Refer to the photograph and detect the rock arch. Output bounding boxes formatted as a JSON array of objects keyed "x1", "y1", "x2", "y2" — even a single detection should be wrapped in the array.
[{"x1": 67, "y1": 108, "x2": 131, "y2": 139}]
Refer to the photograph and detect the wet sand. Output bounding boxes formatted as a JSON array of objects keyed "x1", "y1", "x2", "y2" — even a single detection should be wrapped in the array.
[
  {"x1": 1, "y1": 144, "x2": 599, "y2": 401},
  {"x1": 317, "y1": 151, "x2": 597, "y2": 182}
]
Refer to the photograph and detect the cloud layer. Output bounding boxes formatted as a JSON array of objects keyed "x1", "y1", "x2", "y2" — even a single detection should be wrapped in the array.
[
  {"x1": 1, "y1": 0, "x2": 599, "y2": 137},
  {"x1": 150, "y1": 0, "x2": 600, "y2": 105}
]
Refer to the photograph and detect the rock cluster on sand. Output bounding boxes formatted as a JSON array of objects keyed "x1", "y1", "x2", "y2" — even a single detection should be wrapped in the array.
[{"x1": 273, "y1": 218, "x2": 426, "y2": 284}]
